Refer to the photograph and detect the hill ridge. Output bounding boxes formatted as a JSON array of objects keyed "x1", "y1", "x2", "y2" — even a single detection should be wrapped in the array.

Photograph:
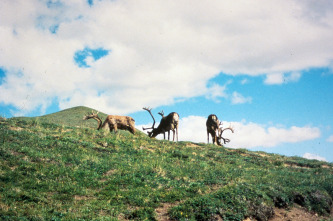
[{"x1": 14, "y1": 106, "x2": 107, "y2": 128}]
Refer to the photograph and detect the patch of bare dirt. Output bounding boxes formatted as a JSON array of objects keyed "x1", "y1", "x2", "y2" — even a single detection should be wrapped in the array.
[
  {"x1": 322, "y1": 164, "x2": 332, "y2": 169},
  {"x1": 10, "y1": 166, "x2": 18, "y2": 171},
  {"x1": 139, "y1": 146, "x2": 155, "y2": 152},
  {"x1": 10, "y1": 150, "x2": 23, "y2": 156},
  {"x1": 73, "y1": 195, "x2": 96, "y2": 201},
  {"x1": 9, "y1": 126, "x2": 23, "y2": 131},
  {"x1": 185, "y1": 143, "x2": 200, "y2": 148},
  {"x1": 283, "y1": 163, "x2": 312, "y2": 169},
  {"x1": 269, "y1": 205, "x2": 332, "y2": 221},
  {"x1": 155, "y1": 203, "x2": 175, "y2": 221},
  {"x1": 104, "y1": 169, "x2": 117, "y2": 176},
  {"x1": 153, "y1": 204, "x2": 332, "y2": 221},
  {"x1": 40, "y1": 158, "x2": 58, "y2": 165},
  {"x1": 100, "y1": 169, "x2": 118, "y2": 182},
  {"x1": 257, "y1": 153, "x2": 270, "y2": 158}
]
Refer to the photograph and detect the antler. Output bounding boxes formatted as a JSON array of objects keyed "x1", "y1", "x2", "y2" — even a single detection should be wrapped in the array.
[
  {"x1": 83, "y1": 110, "x2": 99, "y2": 120},
  {"x1": 221, "y1": 124, "x2": 234, "y2": 133},
  {"x1": 142, "y1": 107, "x2": 156, "y2": 130},
  {"x1": 158, "y1": 110, "x2": 164, "y2": 117},
  {"x1": 218, "y1": 123, "x2": 234, "y2": 144}
]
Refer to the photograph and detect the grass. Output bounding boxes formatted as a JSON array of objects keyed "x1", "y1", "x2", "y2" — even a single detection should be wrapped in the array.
[
  {"x1": 0, "y1": 107, "x2": 333, "y2": 220},
  {"x1": 13, "y1": 106, "x2": 108, "y2": 128}
]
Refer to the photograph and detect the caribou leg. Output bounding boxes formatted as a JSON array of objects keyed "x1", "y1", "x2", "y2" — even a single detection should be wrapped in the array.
[{"x1": 207, "y1": 131, "x2": 210, "y2": 144}]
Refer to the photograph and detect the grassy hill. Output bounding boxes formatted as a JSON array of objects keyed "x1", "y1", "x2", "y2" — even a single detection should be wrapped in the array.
[
  {"x1": 1, "y1": 107, "x2": 333, "y2": 220},
  {"x1": 13, "y1": 106, "x2": 108, "y2": 128}
]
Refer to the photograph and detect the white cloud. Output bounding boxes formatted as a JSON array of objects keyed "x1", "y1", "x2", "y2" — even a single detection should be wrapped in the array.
[
  {"x1": 303, "y1": 153, "x2": 327, "y2": 162},
  {"x1": 264, "y1": 72, "x2": 302, "y2": 85},
  {"x1": 179, "y1": 116, "x2": 208, "y2": 143},
  {"x1": 0, "y1": 0, "x2": 332, "y2": 115},
  {"x1": 327, "y1": 135, "x2": 333, "y2": 142},
  {"x1": 231, "y1": 92, "x2": 252, "y2": 104},
  {"x1": 175, "y1": 116, "x2": 321, "y2": 148},
  {"x1": 265, "y1": 73, "x2": 284, "y2": 85},
  {"x1": 241, "y1": 79, "x2": 249, "y2": 85},
  {"x1": 227, "y1": 122, "x2": 321, "y2": 148},
  {"x1": 205, "y1": 83, "x2": 228, "y2": 103}
]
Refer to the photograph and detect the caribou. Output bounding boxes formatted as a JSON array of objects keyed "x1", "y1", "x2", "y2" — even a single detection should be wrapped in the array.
[
  {"x1": 206, "y1": 114, "x2": 234, "y2": 146},
  {"x1": 83, "y1": 111, "x2": 136, "y2": 134},
  {"x1": 142, "y1": 107, "x2": 179, "y2": 141}
]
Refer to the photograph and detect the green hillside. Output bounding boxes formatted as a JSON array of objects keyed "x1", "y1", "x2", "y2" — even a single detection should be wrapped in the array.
[
  {"x1": 1, "y1": 107, "x2": 333, "y2": 220},
  {"x1": 14, "y1": 106, "x2": 108, "y2": 128}
]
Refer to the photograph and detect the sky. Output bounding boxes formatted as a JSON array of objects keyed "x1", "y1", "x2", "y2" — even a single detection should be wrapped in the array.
[{"x1": 0, "y1": 0, "x2": 333, "y2": 162}]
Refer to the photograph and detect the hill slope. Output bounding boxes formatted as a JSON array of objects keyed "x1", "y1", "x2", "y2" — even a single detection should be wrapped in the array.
[
  {"x1": 14, "y1": 106, "x2": 108, "y2": 128},
  {"x1": 1, "y1": 109, "x2": 333, "y2": 220}
]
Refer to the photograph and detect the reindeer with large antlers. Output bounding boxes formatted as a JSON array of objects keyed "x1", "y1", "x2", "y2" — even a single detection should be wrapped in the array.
[
  {"x1": 83, "y1": 111, "x2": 136, "y2": 134},
  {"x1": 206, "y1": 114, "x2": 234, "y2": 146},
  {"x1": 142, "y1": 107, "x2": 179, "y2": 141}
]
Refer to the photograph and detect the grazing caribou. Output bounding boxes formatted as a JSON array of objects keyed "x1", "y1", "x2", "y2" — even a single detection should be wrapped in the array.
[
  {"x1": 206, "y1": 114, "x2": 234, "y2": 146},
  {"x1": 206, "y1": 114, "x2": 220, "y2": 145},
  {"x1": 83, "y1": 111, "x2": 135, "y2": 134},
  {"x1": 142, "y1": 107, "x2": 179, "y2": 141}
]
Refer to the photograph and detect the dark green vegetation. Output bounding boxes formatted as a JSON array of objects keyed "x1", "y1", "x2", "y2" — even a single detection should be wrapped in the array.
[{"x1": 1, "y1": 107, "x2": 333, "y2": 220}]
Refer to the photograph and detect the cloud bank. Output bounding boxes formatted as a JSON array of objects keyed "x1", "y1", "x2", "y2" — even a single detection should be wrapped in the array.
[
  {"x1": 175, "y1": 116, "x2": 321, "y2": 148},
  {"x1": 231, "y1": 92, "x2": 252, "y2": 105},
  {"x1": 1, "y1": 0, "x2": 333, "y2": 115},
  {"x1": 303, "y1": 153, "x2": 327, "y2": 162},
  {"x1": 327, "y1": 135, "x2": 333, "y2": 142}
]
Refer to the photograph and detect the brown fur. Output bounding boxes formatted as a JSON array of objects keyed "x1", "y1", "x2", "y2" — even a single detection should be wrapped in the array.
[{"x1": 83, "y1": 112, "x2": 135, "y2": 134}]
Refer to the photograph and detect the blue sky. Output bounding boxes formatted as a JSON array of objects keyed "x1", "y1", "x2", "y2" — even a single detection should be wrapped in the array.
[{"x1": 1, "y1": 0, "x2": 333, "y2": 162}]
